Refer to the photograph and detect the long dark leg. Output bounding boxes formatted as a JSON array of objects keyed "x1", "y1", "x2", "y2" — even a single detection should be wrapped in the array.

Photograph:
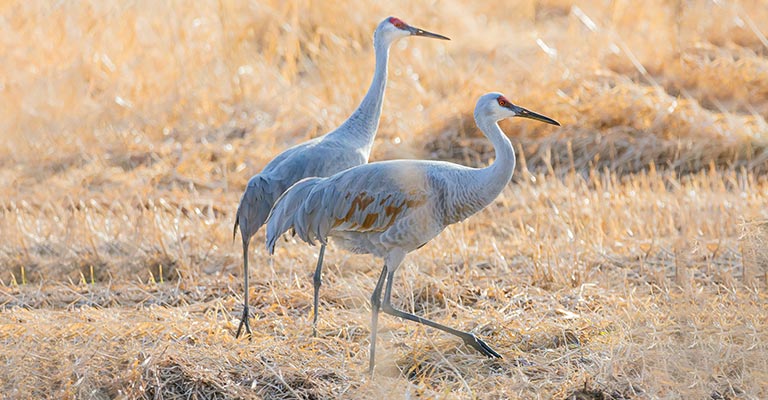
[
  {"x1": 368, "y1": 265, "x2": 388, "y2": 376},
  {"x1": 235, "y1": 238, "x2": 253, "y2": 339},
  {"x1": 311, "y1": 244, "x2": 326, "y2": 337},
  {"x1": 380, "y1": 268, "x2": 501, "y2": 358}
]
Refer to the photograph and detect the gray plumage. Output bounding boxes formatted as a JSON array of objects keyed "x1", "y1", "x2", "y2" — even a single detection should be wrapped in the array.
[
  {"x1": 267, "y1": 160, "x2": 483, "y2": 257},
  {"x1": 266, "y1": 92, "x2": 561, "y2": 374},
  {"x1": 234, "y1": 137, "x2": 368, "y2": 246},
  {"x1": 232, "y1": 17, "x2": 449, "y2": 338}
]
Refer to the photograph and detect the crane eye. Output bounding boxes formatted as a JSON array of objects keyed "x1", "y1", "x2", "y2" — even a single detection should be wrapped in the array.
[
  {"x1": 497, "y1": 97, "x2": 508, "y2": 107},
  {"x1": 389, "y1": 17, "x2": 406, "y2": 29}
]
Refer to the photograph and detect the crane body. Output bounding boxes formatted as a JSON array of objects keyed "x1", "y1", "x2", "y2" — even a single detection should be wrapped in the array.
[{"x1": 267, "y1": 92, "x2": 560, "y2": 373}]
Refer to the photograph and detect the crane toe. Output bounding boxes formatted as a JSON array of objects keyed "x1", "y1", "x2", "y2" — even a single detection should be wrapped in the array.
[
  {"x1": 463, "y1": 333, "x2": 502, "y2": 358},
  {"x1": 235, "y1": 306, "x2": 253, "y2": 339}
]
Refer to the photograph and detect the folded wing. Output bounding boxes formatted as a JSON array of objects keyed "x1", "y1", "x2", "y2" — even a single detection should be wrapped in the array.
[{"x1": 266, "y1": 164, "x2": 430, "y2": 253}]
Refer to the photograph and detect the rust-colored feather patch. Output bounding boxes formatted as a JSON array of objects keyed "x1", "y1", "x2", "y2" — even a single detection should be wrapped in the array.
[
  {"x1": 361, "y1": 213, "x2": 379, "y2": 229},
  {"x1": 332, "y1": 190, "x2": 429, "y2": 232},
  {"x1": 342, "y1": 192, "x2": 374, "y2": 221}
]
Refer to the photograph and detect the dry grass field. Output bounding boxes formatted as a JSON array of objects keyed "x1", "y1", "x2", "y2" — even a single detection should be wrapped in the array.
[{"x1": 2, "y1": 0, "x2": 768, "y2": 398}]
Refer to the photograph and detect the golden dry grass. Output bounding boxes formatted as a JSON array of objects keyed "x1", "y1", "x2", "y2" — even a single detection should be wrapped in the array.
[{"x1": 1, "y1": 0, "x2": 768, "y2": 398}]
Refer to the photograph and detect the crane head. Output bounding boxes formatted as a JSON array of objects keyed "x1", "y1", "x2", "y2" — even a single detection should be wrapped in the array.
[
  {"x1": 376, "y1": 17, "x2": 450, "y2": 43},
  {"x1": 477, "y1": 92, "x2": 560, "y2": 126}
]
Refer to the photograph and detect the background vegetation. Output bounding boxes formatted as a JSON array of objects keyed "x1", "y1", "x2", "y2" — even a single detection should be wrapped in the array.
[{"x1": 1, "y1": 0, "x2": 767, "y2": 398}]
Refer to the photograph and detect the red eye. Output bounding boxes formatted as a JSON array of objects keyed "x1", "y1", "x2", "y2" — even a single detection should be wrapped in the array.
[
  {"x1": 497, "y1": 97, "x2": 509, "y2": 107},
  {"x1": 389, "y1": 17, "x2": 406, "y2": 29}
]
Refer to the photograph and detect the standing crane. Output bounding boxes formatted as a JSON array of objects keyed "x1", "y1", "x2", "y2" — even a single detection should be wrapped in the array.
[
  {"x1": 266, "y1": 92, "x2": 560, "y2": 373},
  {"x1": 233, "y1": 17, "x2": 449, "y2": 338}
]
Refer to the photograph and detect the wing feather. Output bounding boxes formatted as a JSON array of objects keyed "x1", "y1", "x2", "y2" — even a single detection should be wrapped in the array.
[
  {"x1": 267, "y1": 161, "x2": 435, "y2": 253},
  {"x1": 266, "y1": 177, "x2": 324, "y2": 253},
  {"x1": 316, "y1": 170, "x2": 430, "y2": 236}
]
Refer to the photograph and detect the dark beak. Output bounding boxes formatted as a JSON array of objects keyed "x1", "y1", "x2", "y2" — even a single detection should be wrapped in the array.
[
  {"x1": 407, "y1": 25, "x2": 450, "y2": 40},
  {"x1": 512, "y1": 105, "x2": 560, "y2": 126}
]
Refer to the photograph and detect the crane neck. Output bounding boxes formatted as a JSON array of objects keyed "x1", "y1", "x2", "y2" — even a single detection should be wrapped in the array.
[
  {"x1": 327, "y1": 33, "x2": 391, "y2": 157},
  {"x1": 439, "y1": 111, "x2": 517, "y2": 226},
  {"x1": 473, "y1": 112, "x2": 516, "y2": 201}
]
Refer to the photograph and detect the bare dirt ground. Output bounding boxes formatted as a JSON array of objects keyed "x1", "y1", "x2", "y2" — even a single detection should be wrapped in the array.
[{"x1": 1, "y1": 1, "x2": 767, "y2": 398}]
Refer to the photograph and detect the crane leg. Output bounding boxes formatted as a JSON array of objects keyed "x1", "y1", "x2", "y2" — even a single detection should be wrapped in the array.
[
  {"x1": 380, "y1": 268, "x2": 501, "y2": 359},
  {"x1": 368, "y1": 265, "x2": 388, "y2": 376},
  {"x1": 311, "y1": 244, "x2": 326, "y2": 337},
  {"x1": 235, "y1": 238, "x2": 253, "y2": 339}
]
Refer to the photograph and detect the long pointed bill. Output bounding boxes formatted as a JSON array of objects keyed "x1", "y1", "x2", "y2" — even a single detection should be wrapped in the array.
[
  {"x1": 513, "y1": 106, "x2": 561, "y2": 126},
  {"x1": 407, "y1": 25, "x2": 450, "y2": 40}
]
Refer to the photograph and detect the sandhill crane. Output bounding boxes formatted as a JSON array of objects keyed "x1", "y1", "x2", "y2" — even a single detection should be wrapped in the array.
[
  {"x1": 233, "y1": 17, "x2": 449, "y2": 338},
  {"x1": 266, "y1": 92, "x2": 560, "y2": 373}
]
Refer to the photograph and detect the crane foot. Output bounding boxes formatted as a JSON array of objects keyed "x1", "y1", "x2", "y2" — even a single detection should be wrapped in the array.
[
  {"x1": 235, "y1": 305, "x2": 253, "y2": 339},
  {"x1": 463, "y1": 333, "x2": 501, "y2": 358}
]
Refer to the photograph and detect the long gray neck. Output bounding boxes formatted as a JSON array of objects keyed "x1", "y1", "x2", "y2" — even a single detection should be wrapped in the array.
[
  {"x1": 326, "y1": 33, "x2": 390, "y2": 158},
  {"x1": 441, "y1": 112, "x2": 517, "y2": 226},
  {"x1": 471, "y1": 112, "x2": 516, "y2": 204}
]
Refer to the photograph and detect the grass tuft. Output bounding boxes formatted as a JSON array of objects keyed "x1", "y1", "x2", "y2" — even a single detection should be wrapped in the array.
[{"x1": 1, "y1": 0, "x2": 767, "y2": 398}]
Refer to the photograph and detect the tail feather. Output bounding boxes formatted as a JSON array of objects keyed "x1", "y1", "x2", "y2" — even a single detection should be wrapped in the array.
[
  {"x1": 234, "y1": 175, "x2": 278, "y2": 247},
  {"x1": 266, "y1": 177, "x2": 324, "y2": 254}
]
